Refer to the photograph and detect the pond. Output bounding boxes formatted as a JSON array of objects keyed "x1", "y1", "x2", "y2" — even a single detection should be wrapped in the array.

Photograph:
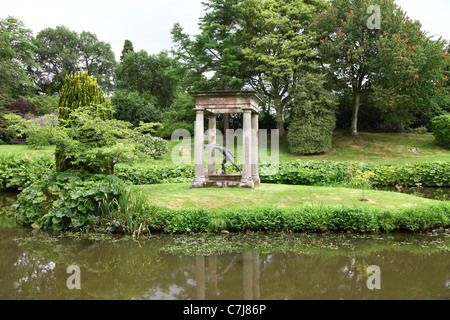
[{"x1": 1, "y1": 192, "x2": 449, "y2": 301}]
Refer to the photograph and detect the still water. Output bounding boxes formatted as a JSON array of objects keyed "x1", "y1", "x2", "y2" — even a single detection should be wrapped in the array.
[{"x1": 1, "y1": 192, "x2": 449, "y2": 300}]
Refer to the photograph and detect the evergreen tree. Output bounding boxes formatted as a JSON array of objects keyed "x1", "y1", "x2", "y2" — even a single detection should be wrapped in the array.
[
  {"x1": 55, "y1": 71, "x2": 113, "y2": 172},
  {"x1": 287, "y1": 73, "x2": 337, "y2": 155},
  {"x1": 171, "y1": 0, "x2": 247, "y2": 91},
  {"x1": 120, "y1": 39, "x2": 134, "y2": 62}
]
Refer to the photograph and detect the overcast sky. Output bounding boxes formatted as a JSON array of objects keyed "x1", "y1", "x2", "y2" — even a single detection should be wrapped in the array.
[{"x1": 1, "y1": 0, "x2": 449, "y2": 60}]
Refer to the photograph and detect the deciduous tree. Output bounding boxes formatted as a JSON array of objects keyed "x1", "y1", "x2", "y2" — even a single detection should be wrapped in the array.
[{"x1": 316, "y1": 0, "x2": 448, "y2": 136}]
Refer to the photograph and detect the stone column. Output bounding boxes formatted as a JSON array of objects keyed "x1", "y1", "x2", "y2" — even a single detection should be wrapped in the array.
[
  {"x1": 241, "y1": 109, "x2": 253, "y2": 186},
  {"x1": 208, "y1": 114, "x2": 216, "y2": 176},
  {"x1": 251, "y1": 113, "x2": 259, "y2": 184},
  {"x1": 192, "y1": 109, "x2": 205, "y2": 187}
]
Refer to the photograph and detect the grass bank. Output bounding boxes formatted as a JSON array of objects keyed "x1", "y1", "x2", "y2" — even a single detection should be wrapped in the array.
[
  {"x1": 154, "y1": 131, "x2": 450, "y2": 166},
  {"x1": 124, "y1": 183, "x2": 450, "y2": 234},
  {"x1": 132, "y1": 183, "x2": 441, "y2": 210}
]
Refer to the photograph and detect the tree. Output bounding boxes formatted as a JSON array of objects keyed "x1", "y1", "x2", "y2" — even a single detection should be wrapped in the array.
[
  {"x1": 287, "y1": 73, "x2": 337, "y2": 155},
  {"x1": 114, "y1": 50, "x2": 178, "y2": 110},
  {"x1": 111, "y1": 89, "x2": 162, "y2": 126},
  {"x1": 171, "y1": 0, "x2": 248, "y2": 91},
  {"x1": 33, "y1": 26, "x2": 79, "y2": 94},
  {"x1": 55, "y1": 71, "x2": 113, "y2": 173},
  {"x1": 5, "y1": 112, "x2": 57, "y2": 148},
  {"x1": 171, "y1": 0, "x2": 252, "y2": 141},
  {"x1": 78, "y1": 31, "x2": 116, "y2": 95},
  {"x1": 316, "y1": 0, "x2": 448, "y2": 136},
  {"x1": 34, "y1": 26, "x2": 116, "y2": 94},
  {"x1": 0, "y1": 16, "x2": 37, "y2": 97},
  {"x1": 239, "y1": 0, "x2": 328, "y2": 137},
  {"x1": 52, "y1": 106, "x2": 136, "y2": 175},
  {"x1": 120, "y1": 39, "x2": 134, "y2": 62}
]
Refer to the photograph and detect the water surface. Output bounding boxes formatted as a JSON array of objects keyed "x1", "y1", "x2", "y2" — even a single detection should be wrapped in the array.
[{"x1": 1, "y1": 192, "x2": 449, "y2": 300}]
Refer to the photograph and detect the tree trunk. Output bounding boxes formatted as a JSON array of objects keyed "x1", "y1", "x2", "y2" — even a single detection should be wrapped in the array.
[
  {"x1": 276, "y1": 104, "x2": 286, "y2": 138},
  {"x1": 351, "y1": 92, "x2": 361, "y2": 137}
]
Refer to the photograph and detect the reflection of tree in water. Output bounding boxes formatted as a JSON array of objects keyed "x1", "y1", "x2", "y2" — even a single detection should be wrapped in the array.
[
  {"x1": 0, "y1": 193, "x2": 17, "y2": 228},
  {"x1": 185, "y1": 236, "x2": 450, "y2": 300},
  {"x1": 2, "y1": 230, "x2": 449, "y2": 299},
  {"x1": 4, "y1": 234, "x2": 168, "y2": 299}
]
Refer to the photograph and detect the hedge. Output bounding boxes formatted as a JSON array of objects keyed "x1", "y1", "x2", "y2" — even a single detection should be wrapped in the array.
[
  {"x1": 143, "y1": 202, "x2": 450, "y2": 234},
  {"x1": 259, "y1": 160, "x2": 449, "y2": 187},
  {"x1": 1, "y1": 155, "x2": 448, "y2": 192}
]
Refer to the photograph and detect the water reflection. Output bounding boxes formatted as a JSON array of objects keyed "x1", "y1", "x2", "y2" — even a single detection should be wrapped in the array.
[
  {"x1": 194, "y1": 252, "x2": 261, "y2": 300},
  {"x1": 375, "y1": 186, "x2": 449, "y2": 201},
  {"x1": 2, "y1": 228, "x2": 448, "y2": 300},
  {"x1": 1, "y1": 192, "x2": 449, "y2": 300}
]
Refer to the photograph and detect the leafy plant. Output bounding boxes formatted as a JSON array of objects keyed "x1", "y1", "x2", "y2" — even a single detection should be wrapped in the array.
[
  {"x1": 287, "y1": 73, "x2": 337, "y2": 155},
  {"x1": 5, "y1": 112, "x2": 58, "y2": 148},
  {"x1": 56, "y1": 71, "x2": 113, "y2": 172},
  {"x1": 132, "y1": 134, "x2": 168, "y2": 159},
  {"x1": 351, "y1": 169, "x2": 375, "y2": 201},
  {"x1": 52, "y1": 105, "x2": 138, "y2": 174},
  {"x1": 8, "y1": 97, "x2": 36, "y2": 116},
  {"x1": 431, "y1": 114, "x2": 450, "y2": 149},
  {"x1": 0, "y1": 154, "x2": 55, "y2": 191},
  {"x1": 14, "y1": 170, "x2": 131, "y2": 231}
]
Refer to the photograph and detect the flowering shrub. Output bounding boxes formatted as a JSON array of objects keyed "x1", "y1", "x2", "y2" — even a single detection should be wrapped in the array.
[
  {"x1": 5, "y1": 113, "x2": 58, "y2": 148},
  {"x1": 132, "y1": 134, "x2": 169, "y2": 159}
]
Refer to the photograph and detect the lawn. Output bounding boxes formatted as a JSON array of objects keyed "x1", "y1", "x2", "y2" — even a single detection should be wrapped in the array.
[
  {"x1": 1, "y1": 131, "x2": 449, "y2": 166},
  {"x1": 154, "y1": 131, "x2": 450, "y2": 166},
  {"x1": 0, "y1": 144, "x2": 54, "y2": 156},
  {"x1": 132, "y1": 183, "x2": 443, "y2": 210}
]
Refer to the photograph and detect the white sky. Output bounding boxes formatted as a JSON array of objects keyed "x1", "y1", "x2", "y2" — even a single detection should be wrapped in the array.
[{"x1": 1, "y1": 0, "x2": 449, "y2": 60}]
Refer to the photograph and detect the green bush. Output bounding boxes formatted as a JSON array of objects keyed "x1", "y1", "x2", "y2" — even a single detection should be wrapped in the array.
[
  {"x1": 431, "y1": 114, "x2": 450, "y2": 149},
  {"x1": 0, "y1": 154, "x2": 55, "y2": 191},
  {"x1": 132, "y1": 134, "x2": 169, "y2": 158},
  {"x1": 156, "y1": 121, "x2": 194, "y2": 139},
  {"x1": 56, "y1": 71, "x2": 113, "y2": 173},
  {"x1": 115, "y1": 164, "x2": 194, "y2": 184},
  {"x1": 259, "y1": 160, "x2": 449, "y2": 187},
  {"x1": 14, "y1": 170, "x2": 131, "y2": 231},
  {"x1": 142, "y1": 203, "x2": 450, "y2": 234},
  {"x1": 287, "y1": 73, "x2": 337, "y2": 155}
]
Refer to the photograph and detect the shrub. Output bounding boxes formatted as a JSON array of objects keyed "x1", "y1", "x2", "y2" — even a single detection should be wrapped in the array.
[
  {"x1": 0, "y1": 154, "x2": 55, "y2": 191},
  {"x1": 156, "y1": 121, "x2": 194, "y2": 139},
  {"x1": 132, "y1": 134, "x2": 169, "y2": 158},
  {"x1": 115, "y1": 164, "x2": 194, "y2": 184},
  {"x1": 287, "y1": 73, "x2": 337, "y2": 155},
  {"x1": 8, "y1": 97, "x2": 36, "y2": 116},
  {"x1": 14, "y1": 170, "x2": 131, "y2": 231},
  {"x1": 56, "y1": 71, "x2": 113, "y2": 172},
  {"x1": 431, "y1": 114, "x2": 450, "y2": 149},
  {"x1": 52, "y1": 106, "x2": 138, "y2": 174},
  {"x1": 5, "y1": 112, "x2": 58, "y2": 148},
  {"x1": 259, "y1": 160, "x2": 449, "y2": 187},
  {"x1": 142, "y1": 203, "x2": 450, "y2": 234}
]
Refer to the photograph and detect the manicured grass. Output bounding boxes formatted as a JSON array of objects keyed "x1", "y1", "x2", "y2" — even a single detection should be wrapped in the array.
[
  {"x1": 0, "y1": 144, "x2": 55, "y2": 156},
  {"x1": 132, "y1": 183, "x2": 443, "y2": 210},
  {"x1": 153, "y1": 131, "x2": 450, "y2": 166},
  {"x1": 1, "y1": 131, "x2": 448, "y2": 165}
]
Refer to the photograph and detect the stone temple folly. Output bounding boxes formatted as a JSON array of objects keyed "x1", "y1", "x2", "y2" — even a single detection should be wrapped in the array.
[{"x1": 189, "y1": 91, "x2": 262, "y2": 189}]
